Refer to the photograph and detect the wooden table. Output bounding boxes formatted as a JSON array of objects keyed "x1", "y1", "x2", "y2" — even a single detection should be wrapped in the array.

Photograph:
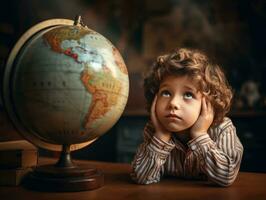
[{"x1": 0, "y1": 157, "x2": 265, "y2": 200}]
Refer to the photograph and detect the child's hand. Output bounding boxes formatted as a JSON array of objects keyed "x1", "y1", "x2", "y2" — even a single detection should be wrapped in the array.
[
  {"x1": 190, "y1": 97, "x2": 214, "y2": 139},
  {"x1": 151, "y1": 95, "x2": 172, "y2": 142}
]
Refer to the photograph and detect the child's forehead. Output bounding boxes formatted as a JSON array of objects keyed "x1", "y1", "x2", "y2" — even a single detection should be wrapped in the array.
[
  {"x1": 160, "y1": 75, "x2": 200, "y2": 91},
  {"x1": 161, "y1": 75, "x2": 197, "y2": 84}
]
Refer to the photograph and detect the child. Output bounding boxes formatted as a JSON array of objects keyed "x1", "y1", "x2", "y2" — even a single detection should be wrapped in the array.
[{"x1": 131, "y1": 48, "x2": 243, "y2": 187}]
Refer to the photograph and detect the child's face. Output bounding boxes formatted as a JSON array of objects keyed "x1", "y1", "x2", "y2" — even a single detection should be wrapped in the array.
[{"x1": 156, "y1": 75, "x2": 202, "y2": 133}]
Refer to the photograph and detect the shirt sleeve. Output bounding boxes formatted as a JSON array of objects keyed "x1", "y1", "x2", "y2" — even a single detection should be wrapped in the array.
[
  {"x1": 131, "y1": 121, "x2": 175, "y2": 184},
  {"x1": 187, "y1": 119, "x2": 244, "y2": 186}
]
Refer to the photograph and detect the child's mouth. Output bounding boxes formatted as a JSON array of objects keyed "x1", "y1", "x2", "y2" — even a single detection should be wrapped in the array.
[{"x1": 166, "y1": 114, "x2": 182, "y2": 120}]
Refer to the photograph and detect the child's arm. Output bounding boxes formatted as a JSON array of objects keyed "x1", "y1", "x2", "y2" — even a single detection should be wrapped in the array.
[
  {"x1": 131, "y1": 122, "x2": 175, "y2": 184},
  {"x1": 188, "y1": 119, "x2": 243, "y2": 186},
  {"x1": 189, "y1": 98, "x2": 243, "y2": 186},
  {"x1": 131, "y1": 95, "x2": 175, "y2": 184}
]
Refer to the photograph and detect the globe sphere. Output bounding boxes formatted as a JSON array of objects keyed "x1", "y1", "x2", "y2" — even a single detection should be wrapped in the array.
[{"x1": 3, "y1": 19, "x2": 129, "y2": 151}]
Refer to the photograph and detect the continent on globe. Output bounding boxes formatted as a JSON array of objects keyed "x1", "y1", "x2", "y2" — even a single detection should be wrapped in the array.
[
  {"x1": 112, "y1": 47, "x2": 128, "y2": 75},
  {"x1": 43, "y1": 26, "x2": 91, "y2": 56},
  {"x1": 43, "y1": 25, "x2": 126, "y2": 131},
  {"x1": 81, "y1": 66, "x2": 122, "y2": 129}
]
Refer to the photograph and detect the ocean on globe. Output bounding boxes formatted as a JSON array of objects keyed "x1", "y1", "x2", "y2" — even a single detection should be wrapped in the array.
[{"x1": 3, "y1": 20, "x2": 129, "y2": 150}]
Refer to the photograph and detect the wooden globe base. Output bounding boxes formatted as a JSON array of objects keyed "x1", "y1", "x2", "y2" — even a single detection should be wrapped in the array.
[
  {"x1": 23, "y1": 164, "x2": 104, "y2": 192},
  {"x1": 23, "y1": 145, "x2": 104, "y2": 192}
]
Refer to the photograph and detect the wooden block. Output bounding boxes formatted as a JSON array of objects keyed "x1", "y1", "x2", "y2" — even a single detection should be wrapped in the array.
[
  {"x1": 0, "y1": 140, "x2": 38, "y2": 169},
  {"x1": 0, "y1": 168, "x2": 32, "y2": 186},
  {"x1": 0, "y1": 140, "x2": 36, "y2": 150},
  {"x1": 0, "y1": 110, "x2": 22, "y2": 141}
]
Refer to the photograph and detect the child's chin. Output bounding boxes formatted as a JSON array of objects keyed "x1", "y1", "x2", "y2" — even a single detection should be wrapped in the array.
[
  {"x1": 164, "y1": 123, "x2": 191, "y2": 133},
  {"x1": 165, "y1": 125, "x2": 186, "y2": 133}
]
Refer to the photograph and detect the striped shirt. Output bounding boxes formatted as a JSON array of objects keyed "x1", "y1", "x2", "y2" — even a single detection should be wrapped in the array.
[{"x1": 131, "y1": 117, "x2": 243, "y2": 186}]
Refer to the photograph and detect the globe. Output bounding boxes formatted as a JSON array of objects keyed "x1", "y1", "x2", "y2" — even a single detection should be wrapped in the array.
[{"x1": 2, "y1": 17, "x2": 129, "y2": 191}]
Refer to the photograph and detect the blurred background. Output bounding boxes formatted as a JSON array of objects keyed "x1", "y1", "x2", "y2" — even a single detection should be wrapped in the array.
[{"x1": 0, "y1": 0, "x2": 266, "y2": 172}]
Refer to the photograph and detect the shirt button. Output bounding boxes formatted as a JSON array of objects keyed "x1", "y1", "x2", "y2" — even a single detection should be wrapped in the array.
[{"x1": 191, "y1": 145, "x2": 197, "y2": 151}]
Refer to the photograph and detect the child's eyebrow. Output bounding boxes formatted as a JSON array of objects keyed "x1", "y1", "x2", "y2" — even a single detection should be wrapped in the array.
[
  {"x1": 159, "y1": 83, "x2": 170, "y2": 88},
  {"x1": 184, "y1": 85, "x2": 197, "y2": 92}
]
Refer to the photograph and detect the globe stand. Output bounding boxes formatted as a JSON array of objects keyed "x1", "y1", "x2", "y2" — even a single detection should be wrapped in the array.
[
  {"x1": 23, "y1": 144, "x2": 104, "y2": 192},
  {"x1": 2, "y1": 15, "x2": 128, "y2": 192}
]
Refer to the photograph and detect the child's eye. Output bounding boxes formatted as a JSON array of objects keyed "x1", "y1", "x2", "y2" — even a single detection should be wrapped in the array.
[
  {"x1": 184, "y1": 92, "x2": 194, "y2": 99},
  {"x1": 160, "y1": 90, "x2": 171, "y2": 97}
]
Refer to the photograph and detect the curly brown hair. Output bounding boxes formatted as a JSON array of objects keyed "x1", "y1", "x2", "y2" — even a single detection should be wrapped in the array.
[{"x1": 144, "y1": 48, "x2": 233, "y2": 126}]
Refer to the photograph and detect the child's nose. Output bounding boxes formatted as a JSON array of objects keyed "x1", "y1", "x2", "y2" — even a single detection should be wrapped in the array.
[{"x1": 168, "y1": 97, "x2": 180, "y2": 110}]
